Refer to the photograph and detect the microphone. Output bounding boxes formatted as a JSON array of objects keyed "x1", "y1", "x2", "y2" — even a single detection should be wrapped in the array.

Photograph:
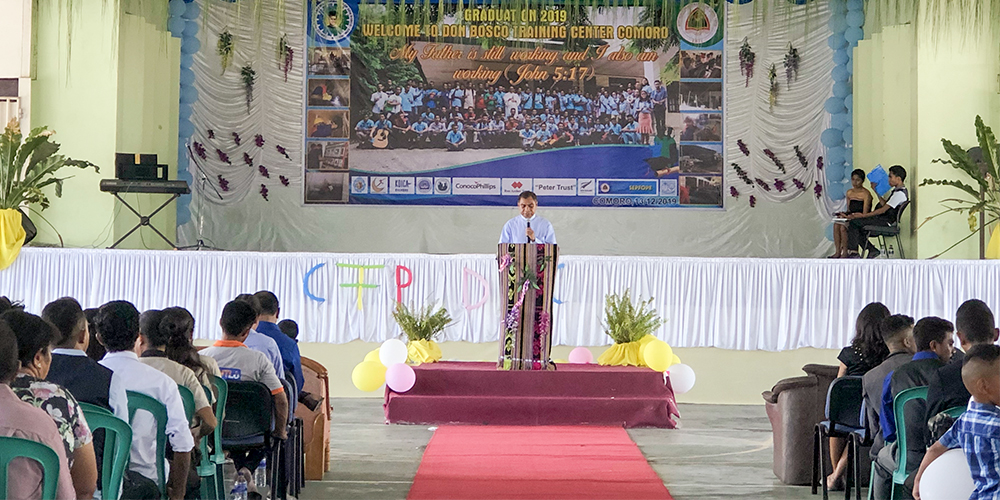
[{"x1": 526, "y1": 221, "x2": 534, "y2": 242}]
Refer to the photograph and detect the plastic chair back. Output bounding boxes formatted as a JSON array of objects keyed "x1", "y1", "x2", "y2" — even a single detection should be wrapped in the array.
[
  {"x1": 894, "y1": 200, "x2": 909, "y2": 225},
  {"x1": 944, "y1": 405, "x2": 966, "y2": 419},
  {"x1": 221, "y1": 380, "x2": 274, "y2": 445},
  {"x1": 178, "y1": 385, "x2": 196, "y2": 421},
  {"x1": 0, "y1": 436, "x2": 60, "y2": 500},
  {"x1": 209, "y1": 376, "x2": 228, "y2": 464},
  {"x1": 127, "y1": 390, "x2": 168, "y2": 499},
  {"x1": 80, "y1": 402, "x2": 132, "y2": 500},
  {"x1": 825, "y1": 376, "x2": 864, "y2": 428},
  {"x1": 892, "y1": 386, "x2": 928, "y2": 487}
]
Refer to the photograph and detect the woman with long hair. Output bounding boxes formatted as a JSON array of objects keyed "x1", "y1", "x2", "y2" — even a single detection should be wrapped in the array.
[
  {"x1": 827, "y1": 302, "x2": 891, "y2": 490},
  {"x1": 636, "y1": 90, "x2": 655, "y2": 145},
  {"x1": 159, "y1": 307, "x2": 222, "y2": 396}
]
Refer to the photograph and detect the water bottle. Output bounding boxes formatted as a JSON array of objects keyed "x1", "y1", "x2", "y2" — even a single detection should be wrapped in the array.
[
  {"x1": 254, "y1": 458, "x2": 267, "y2": 489},
  {"x1": 887, "y1": 244, "x2": 895, "y2": 258},
  {"x1": 230, "y1": 476, "x2": 248, "y2": 500}
]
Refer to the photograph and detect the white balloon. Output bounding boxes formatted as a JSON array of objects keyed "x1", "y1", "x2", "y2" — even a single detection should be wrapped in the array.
[
  {"x1": 918, "y1": 448, "x2": 974, "y2": 500},
  {"x1": 379, "y1": 339, "x2": 409, "y2": 367},
  {"x1": 667, "y1": 364, "x2": 696, "y2": 394}
]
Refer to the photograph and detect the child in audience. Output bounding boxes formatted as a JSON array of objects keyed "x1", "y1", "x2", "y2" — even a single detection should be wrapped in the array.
[
  {"x1": 278, "y1": 319, "x2": 299, "y2": 342},
  {"x1": 913, "y1": 344, "x2": 1000, "y2": 500}
]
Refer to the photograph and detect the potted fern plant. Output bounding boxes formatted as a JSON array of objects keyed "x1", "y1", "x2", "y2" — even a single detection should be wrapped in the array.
[
  {"x1": 0, "y1": 119, "x2": 98, "y2": 269},
  {"x1": 392, "y1": 302, "x2": 452, "y2": 364},
  {"x1": 918, "y1": 116, "x2": 1000, "y2": 258},
  {"x1": 597, "y1": 289, "x2": 664, "y2": 366}
]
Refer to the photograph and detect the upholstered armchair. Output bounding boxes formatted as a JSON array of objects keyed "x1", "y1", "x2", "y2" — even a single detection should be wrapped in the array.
[{"x1": 762, "y1": 364, "x2": 839, "y2": 485}]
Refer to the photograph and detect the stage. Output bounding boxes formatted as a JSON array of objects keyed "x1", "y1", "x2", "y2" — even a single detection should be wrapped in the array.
[{"x1": 383, "y1": 362, "x2": 680, "y2": 428}]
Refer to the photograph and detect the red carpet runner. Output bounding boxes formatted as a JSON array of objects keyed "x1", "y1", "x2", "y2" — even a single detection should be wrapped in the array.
[{"x1": 407, "y1": 426, "x2": 673, "y2": 500}]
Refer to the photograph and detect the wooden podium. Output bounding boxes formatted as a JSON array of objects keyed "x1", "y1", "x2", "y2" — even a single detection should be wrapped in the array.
[{"x1": 497, "y1": 243, "x2": 558, "y2": 370}]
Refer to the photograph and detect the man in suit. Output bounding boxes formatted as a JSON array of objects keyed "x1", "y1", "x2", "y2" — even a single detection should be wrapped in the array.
[
  {"x1": 873, "y1": 317, "x2": 954, "y2": 499},
  {"x1": 863, "y1": 314, "x2": 916, "y2": 469},
  {"x1": 925, "y1": 300, "x2": 998, "y2": 431}
]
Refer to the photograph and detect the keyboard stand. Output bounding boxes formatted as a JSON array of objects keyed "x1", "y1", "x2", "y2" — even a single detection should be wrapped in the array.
[{"x1": 108, "y1": 192, "x2": 182, "y2": 249}]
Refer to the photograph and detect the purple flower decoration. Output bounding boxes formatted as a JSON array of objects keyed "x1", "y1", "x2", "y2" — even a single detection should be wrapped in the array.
[
  {"x1": 260, "y1": 184, "x2": 269, "y2": 201},
  {"x1": 794, "y1": 146, "x2": 809, "y2": 169},
  {"x1": 737, "y1": 139, "x2": 750, "y2": 157},
  {"x1": 232, "y1": 132, "x2": 242, "y2": 146},
  {"x1": 817, "y1": 156, "x2": 824, "y2": 170},
  {"x1": 193, "y1": 142, "x2": 207, "y2": 160},
  {"x1": 754, "y1": 178, "x2": 772, "y2": 192},
  {"x1": 216, "y1": 149, "x2": 231, "y2": 165},
  {"x1": 505, "y1": 307, "x2": 520, "y2": 331},
  {"x1": 535, "y1": 311, "x2": 550, "y2": 335},
  {"x1": 259, "y1": 165, "x2": 270, "y2": 178},
  {"x1": 773, "y1": 179, "x2": 786, "y2": 192},
  {"x1": 814, "y1": 182, "x2": 823, "y2": 199},
  {"x1": 276, "y1": 144, "x2": 290, "y2": 160},
  {"x1": 749, "y1": 195, "x2": 756, "y2": 208},
  {"x1": 254, "y1": 134, "x2": 265, "y2": 147},
  {"x1": 243, "y1": 152, "x2": 254, "y2": 167},
  {"x1": 217, "y1": 175, "x2": 230, "y2": 192},
  {"x1": 763, "y1": 148, "x2": 786, "y2": 174},
  {"x1": 792, "y1": 178, "x2": 806, "y2": 190},
  {"x1": 280, "y1": 175, "x2": 290, "y2": 186},
  {"x1": 207, "y1": 129, "x2": 215, "y2": 139},
  {"x1": 730, "y1": 186, "x2": 739, "y2": 198}
]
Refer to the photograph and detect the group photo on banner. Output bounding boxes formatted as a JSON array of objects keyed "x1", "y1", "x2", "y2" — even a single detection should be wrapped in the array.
[{"x1": 304, "y1": 0, "x2": 725, "y2": 207}]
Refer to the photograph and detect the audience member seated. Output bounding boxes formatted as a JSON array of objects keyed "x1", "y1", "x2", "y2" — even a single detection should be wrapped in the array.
[
  {"x1": 201, "y1": 300, "x2": 289, "y2": 478},
  {"x1": 3, "y1": 309, "x2": 97, "y2": 500},
  {"x1": 278, "y1": 319, "x2": 298, "y2": 342},
  {"x1": 926, "y1": 300, "x2": 998, "y2": 440},
  {"x1": 139, "y1": 309, "x2": 217, "y2": 440},
  {"x1": 156, "y1": 307, "x2": 223, "y2": 403},
  {"x1": 251, "y1": 291, "x2": 304, "y2": 395},
  {"x1": 874, "y1": 316, "x2": 953, "y2": 499},
  {"x1": 235, "y1": 294, "x2": 286, "y2": 382},
  {"x1": 827, "y1": 302, "x2": 892, "y2": 490},
  {"x1": 830, "y1": 169, "x2": 874, "y2": 258},
  {"x1": 0, "y1": 321, "x2": 76, "y2": 500},
  {"x1": 96, "y1": 301, "x2": 194, "y2": 500},
  {"x1": 913, "y1": 344, "x2": 1000, "y2": 500},
  {"x1": 42, "y1": 297, "x2": 129, "y2": 420},
  {"x1": 83, "y1": 307, "x2": 106, "y2": 362},
  {"x1": 863, "y1": 314, "x2": 916, "y2": 488}
]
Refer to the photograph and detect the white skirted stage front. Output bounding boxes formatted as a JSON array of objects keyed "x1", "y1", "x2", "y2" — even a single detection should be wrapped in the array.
[{"x1": 4, "y1": 247, "x2": 997, "y2": 351}]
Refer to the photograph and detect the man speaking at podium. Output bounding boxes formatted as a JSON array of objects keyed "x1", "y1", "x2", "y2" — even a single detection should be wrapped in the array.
[{"x1": 499, "y1": 191, "x2": 557, "y2": 244}]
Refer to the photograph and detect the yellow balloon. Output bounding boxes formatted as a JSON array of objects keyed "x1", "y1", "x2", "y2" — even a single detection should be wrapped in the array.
[
  {"x1": 352, "y1": 361, "x2": 387, "y2": 392},
  {"x1": 670, "y1": 353, "x2": 682, "y2": 367},
  {"x1": 363, "y1": 349, "x2": 380, "y2": 363},
  {"x1": 638, "y1": 334, "x2": 656, "y2": 348},
  {"x1": 641, "y1": 339, "x2": 673, "y2": 372}
]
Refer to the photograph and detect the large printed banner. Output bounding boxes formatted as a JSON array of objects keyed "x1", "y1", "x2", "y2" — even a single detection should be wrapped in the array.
[{"x1": 304, "y1": 1, "x2": 724, "y2": 208}]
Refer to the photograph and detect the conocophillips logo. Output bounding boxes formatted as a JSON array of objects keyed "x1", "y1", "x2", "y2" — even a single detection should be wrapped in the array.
[
  {"x1": 455, "y1": 181, "x2": 497, "y2": 189},
  {"x1": 452, "y1": 178, "x2": 501, "y2": 195}
]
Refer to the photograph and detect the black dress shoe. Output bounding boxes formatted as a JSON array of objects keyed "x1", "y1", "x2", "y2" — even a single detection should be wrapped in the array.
[{"x1": 866, "y1": 248, "x2": 881, "y2": 259}]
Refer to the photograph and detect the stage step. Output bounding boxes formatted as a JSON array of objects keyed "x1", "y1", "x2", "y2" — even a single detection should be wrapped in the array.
[
  {"x1": 383, "y1": 362, "x2": 680, "y2": 428},
  {"x1": 385, "y1": 394, "x2": 677, "y2": 427}
]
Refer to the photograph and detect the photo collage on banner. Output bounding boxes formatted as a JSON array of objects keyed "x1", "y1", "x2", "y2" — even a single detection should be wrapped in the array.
[
  {"x1": 305, "y1": 0, "x2": 724, "y2": 208},
  {"x1": 304, "y1": 0, "x2": 355, "y2": 203}
]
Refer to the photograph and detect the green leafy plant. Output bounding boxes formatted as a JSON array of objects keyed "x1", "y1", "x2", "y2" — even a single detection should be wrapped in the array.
[
  {"x1": 241, "y1": 63, "x2": 256, "y2": 115},
  {"x1": 217, "y1": 29, "x2": 235, "y2": 75},
  {"x1": 392, "y1": 302, "x2": 453, "y2": 342},
  {"x1": 603, "y1": 289, "x2": 663, "y2": 344},
  {"x1": 0, "y1": 119, "x2": 99, "y2": 211},
  {"x1": 918, "y1": 116, "x2": 1000, "y2": 257}
]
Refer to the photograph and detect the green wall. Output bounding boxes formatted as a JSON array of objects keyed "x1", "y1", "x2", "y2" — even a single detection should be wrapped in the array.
[
  {"x1": 31, "y1": 0, "x2": 178, "y2": 249},
  {"x1": 854, "y1": 14, "x2": 1000, "y2": 259}
]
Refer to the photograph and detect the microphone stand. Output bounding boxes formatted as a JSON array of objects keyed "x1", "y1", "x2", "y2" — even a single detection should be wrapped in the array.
[{"x1": 177, "y1": 141, "x2": 224, "y2": 251}]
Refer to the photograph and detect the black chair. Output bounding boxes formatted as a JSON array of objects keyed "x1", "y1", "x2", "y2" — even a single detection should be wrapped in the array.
[
  {"x1": 845, "y1": 400, "x2": 873, "y2": 500},
  {"x1": 864, "y1": 200, "x2": 909, "y2": 258},
  {"x1": 275, "y1": 377, "x2": 299, "y2": 500},
  {"x1": 221, "y1": 380, "x2": 280, "y2": 500},
  {"x1": 812, "y1": 376, "x2": 865, "y2": 500}
]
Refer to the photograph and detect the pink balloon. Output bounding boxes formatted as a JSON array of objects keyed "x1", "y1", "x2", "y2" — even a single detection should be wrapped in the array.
[
  {"x1": 568, "y1": 347, "x2": 594, "y2": 364},
  {"x1": 385, "y1": 363, "x2": 416, "y2": 392}
]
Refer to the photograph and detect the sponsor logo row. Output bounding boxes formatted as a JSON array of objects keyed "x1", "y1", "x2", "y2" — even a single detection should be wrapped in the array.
[{"x1": 351, "y1": 177, "x2": 679, "y2": 197}]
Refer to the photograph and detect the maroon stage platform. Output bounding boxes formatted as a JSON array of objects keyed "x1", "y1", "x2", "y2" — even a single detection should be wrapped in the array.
[{"x1": 383, "y1": 361, "x2": 680, "y2": 428}]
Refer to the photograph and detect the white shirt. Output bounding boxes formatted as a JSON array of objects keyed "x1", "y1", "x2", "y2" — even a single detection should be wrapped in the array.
[
  {"x1": 886, "y1": 188, "x2": 907, "y2": 208},
  {"x1": 499, "y1": 214, "x2": 557, "y2": 244},
  {"x1": 52, "y1": 348, "x2": 130, "y2": 422},
  {"x1": 100, "y1": 351, "x2": 194, "y2": 482}
]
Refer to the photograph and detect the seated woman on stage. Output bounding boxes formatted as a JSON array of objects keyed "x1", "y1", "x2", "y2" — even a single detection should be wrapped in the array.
[
  {"x1": 826, "y1": 302, "x2": 891, "y2": 490},
  {"x1": 829, "y1": 169, "x2": 873, "y2": 258}
]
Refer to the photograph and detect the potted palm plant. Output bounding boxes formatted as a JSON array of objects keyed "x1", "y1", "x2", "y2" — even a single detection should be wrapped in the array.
[
  {"x1": 0, "y1": 119, "x2": 99, "y2": 268},
  {"x1": 597, "y1": 289, "x2": 664, "y2": 366},
  {"x1": 918, "y1": 116, "x2": 1000, "y2": 258},
  {"x1": 392, "y1": 302, "x2": 452, "y2": 364}
]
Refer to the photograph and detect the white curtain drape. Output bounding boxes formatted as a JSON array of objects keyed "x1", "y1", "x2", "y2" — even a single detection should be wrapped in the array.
[{"x1": 5, "y1": 248, "x2": 997, "y2": 351}]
